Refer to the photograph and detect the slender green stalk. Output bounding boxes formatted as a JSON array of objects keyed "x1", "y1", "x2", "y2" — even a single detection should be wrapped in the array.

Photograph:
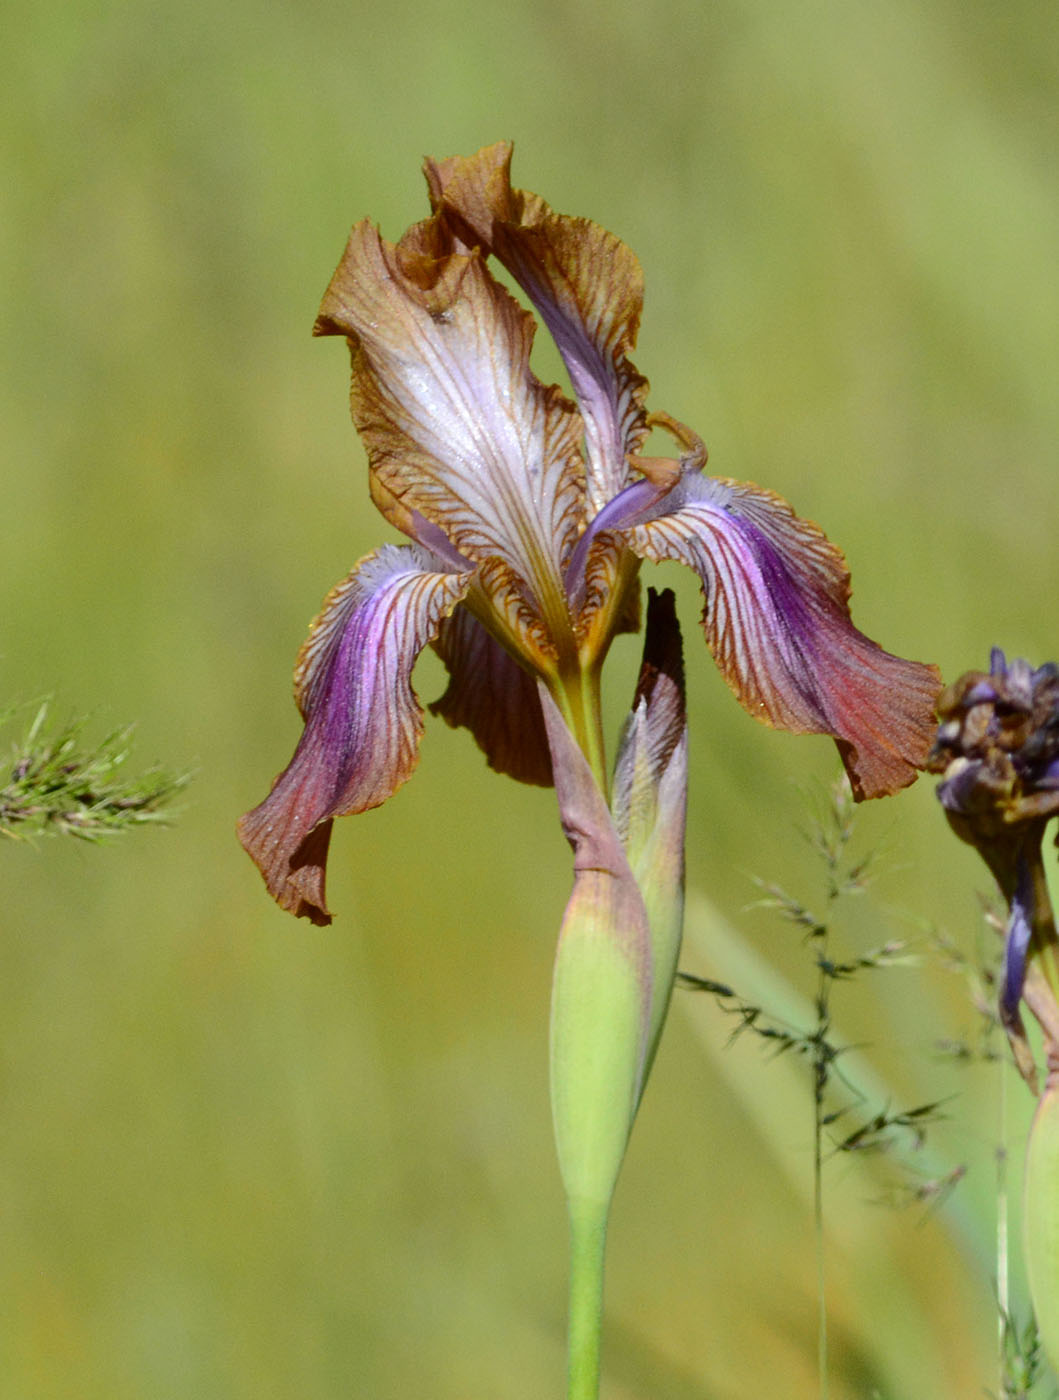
[
  {"x1": 811, "y1": 780, "x2": 853, "y2": 1400},
  {"x1": 813, "y1": 936, "x2": 830, "y2": 1400},
  {"x1": 551, "y1": 667, "x2": 610, "y2": 799},
  {"x1": 578, "y1": 664, "x2": 609, "y2": 801},
  {"x1": 566, "y1": 1199, "x2": 609, "y2": 1400},
  {"x1": 815, "y1": 1137, "x2": 828, "y2": 1400},
  {"x1": 996, "y1": 1059, "x2": 1008, "y2": 1392}
]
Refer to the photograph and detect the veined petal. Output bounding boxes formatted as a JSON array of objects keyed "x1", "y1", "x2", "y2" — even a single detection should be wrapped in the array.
[
  {"x1": 425, "y1": 142, "x2": 649, "y2": 514},
  {"x1": 238, "y1": 544, "x2": 471, "y2": 925},
  {"x1": 314, "y1": 217, "x2": 584, "y2": 620},
  {"x1": 577, "y1": 537, "x2": 642, "y2": 657},
  {"x1": 429, "y1": 605, "x2": 553, "y2": 786},
  {"x1": 627, "y1": 474, "x2": 942, "y2": 799}
]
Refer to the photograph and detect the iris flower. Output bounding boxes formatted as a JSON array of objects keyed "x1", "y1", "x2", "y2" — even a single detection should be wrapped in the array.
[{"x1": 239, "y1": 142, "x2": 940, "y2": 925}]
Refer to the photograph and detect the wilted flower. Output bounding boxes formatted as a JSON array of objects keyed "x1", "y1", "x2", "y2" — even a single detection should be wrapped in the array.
[
  {"x1": 238, "y1": 142, "x2": 940, "y2": 925},
  {"x1": 930, "y1": 648, "x2": 1059, "y2": 1085},
  {"x1": 934, "y1": 658, "x2": 1059, "y2": 1377}
]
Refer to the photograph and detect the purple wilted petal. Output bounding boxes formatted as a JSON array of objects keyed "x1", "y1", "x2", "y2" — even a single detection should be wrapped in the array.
[
  {"x1": 937, "y1": 758, "x2": 988, "y2": 817},
  {"x1": 1039, "y1": 758, "x2": 1059, "y2": 791},
  {"x1": 238, "y1": 545, "x2": 471, "y2": 924},
  {"x1": 1001, "y1": 857, "x2": 1035, "y2": 1031},
  {"x1": 430, "y1": 605, "x2": 553, "y2": 786},
  {"x1": 960, "y1": 680, "x2": 998, "y2": 707},
  {"x1": 425, "y1": 142, "x2": 650, "y2": 514},
  {"x1": 1006, "y1": 657, "x2": 1037, "y2": 708},
  {"x1": 991, "y1": 646, "x2": 1008, "y2": 678},
  {"x1": 624, "y1": 472, "x2": 941, "y2": 799}
]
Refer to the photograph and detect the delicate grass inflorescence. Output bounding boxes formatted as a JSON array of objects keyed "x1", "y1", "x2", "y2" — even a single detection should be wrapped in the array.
[
  {"x1": 0, "y1": 703, "x2": 189, "y2": 842},
  {"x1": 682, "y1": 777, "x2": 950, "y2": 1398}
]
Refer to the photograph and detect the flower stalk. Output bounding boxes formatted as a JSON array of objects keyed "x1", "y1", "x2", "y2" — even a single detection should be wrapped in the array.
[
  {"x1": 544, "y1": 590, "x2": 687, "y2": 1399},
  {"x1": 551, "y1": 664, "x2": 611, "y2": 798},
  {"x1": 566, "y1": 1200, "x2": 609, "y2": 1400}
]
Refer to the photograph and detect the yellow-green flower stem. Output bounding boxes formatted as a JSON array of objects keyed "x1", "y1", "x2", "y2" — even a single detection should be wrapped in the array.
[
  {"x1": 549, "y1": 549, "x2": 644, "y2": 798},
  {"x1": 551, "y1": 662, "x2": 609, "y2": 797},
  {"x1": 565, "y1": 1198, "x2": 609, "y2": 1400}
]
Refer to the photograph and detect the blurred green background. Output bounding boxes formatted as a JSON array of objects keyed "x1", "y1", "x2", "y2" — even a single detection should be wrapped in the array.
[{"x1": 5, "y1": 0, "x2": 1059, "y2": 1395}]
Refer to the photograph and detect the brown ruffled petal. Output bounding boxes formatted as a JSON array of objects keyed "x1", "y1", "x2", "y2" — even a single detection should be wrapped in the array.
[{"x1": 426, "y1": 142, "x2": 649, "y2": 515}]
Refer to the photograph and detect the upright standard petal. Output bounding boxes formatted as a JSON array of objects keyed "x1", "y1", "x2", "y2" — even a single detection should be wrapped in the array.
[
  {"x1": 314, "y1": 217, "x2": 584, "y2": 630},
  {"x1": 429, "y1": 605, "x2": 553, "y2": 786},
  {"x1": 425, "y1": 142, "x2": 650, "y2": 514},
  {"x1": 626, "y1": 473, "x2": 941, "y2": 798},
  {"x1": 238, "y1": 544, "x2": 470, "y2": 925}
]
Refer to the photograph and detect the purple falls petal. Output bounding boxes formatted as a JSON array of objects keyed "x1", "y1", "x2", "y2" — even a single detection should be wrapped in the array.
[
  {"x1": 625, "y1": 472, "x2": 942, "y2": 799},
  {"x1": 238, "y1": 544, "x2": 471, "y2": 924},
  {"x1": 429, "y1": 606, "x2": 553, "y2": 786}
]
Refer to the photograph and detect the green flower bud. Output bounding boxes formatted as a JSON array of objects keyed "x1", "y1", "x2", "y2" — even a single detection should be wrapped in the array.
[{"x1": 540, "y1": 683, "x2": 652, "y2": 1208}]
